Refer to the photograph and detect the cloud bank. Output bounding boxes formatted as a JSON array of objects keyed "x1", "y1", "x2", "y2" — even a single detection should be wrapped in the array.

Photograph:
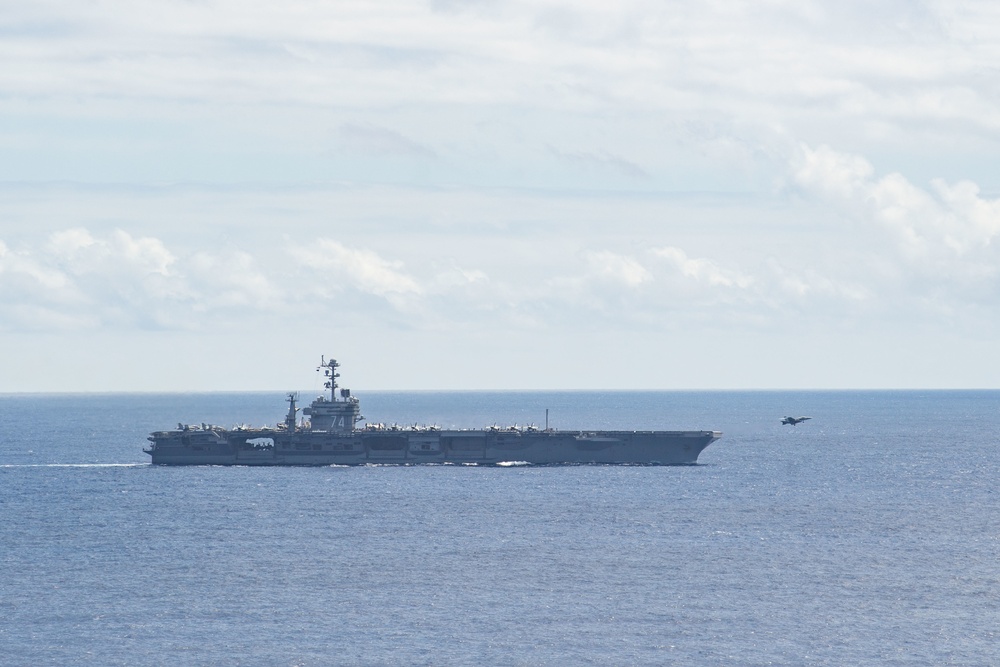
[
  {"x1": 3, "y1": 2, "x2": 1000, "y2": 389},
  {"x1": 4, "y1": 141, "x2": 998, "y2": 339}
]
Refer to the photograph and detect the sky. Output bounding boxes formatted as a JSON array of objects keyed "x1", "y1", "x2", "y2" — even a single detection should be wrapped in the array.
[{"x1": 2, "y1": 0, "x2": 1000, "y2": 392}]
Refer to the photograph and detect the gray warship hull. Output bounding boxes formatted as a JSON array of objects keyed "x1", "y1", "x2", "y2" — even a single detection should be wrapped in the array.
[
  {"x1": 145, "y1": 428, "x2": 721, "y2": 466},
  {"x1": 144, "y1": 356, "x2": 722, "y2": 466}
]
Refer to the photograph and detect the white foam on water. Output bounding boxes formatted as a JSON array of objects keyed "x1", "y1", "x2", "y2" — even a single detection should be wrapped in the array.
[{"x1": 0, "y1": 463, "x2": 148, "y2": 468}]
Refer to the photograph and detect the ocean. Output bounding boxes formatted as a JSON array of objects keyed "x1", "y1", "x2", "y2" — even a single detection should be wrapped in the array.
[{"x1": 1, "y1": 390, "x2": 998, "y2": 666}]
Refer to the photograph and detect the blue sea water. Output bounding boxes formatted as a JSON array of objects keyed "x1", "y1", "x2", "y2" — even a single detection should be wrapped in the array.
[{"x1": 1, "y1": 390, "x2": 998, "y2": 666}]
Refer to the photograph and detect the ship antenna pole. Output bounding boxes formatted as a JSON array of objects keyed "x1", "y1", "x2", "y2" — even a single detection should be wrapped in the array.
[{"x1": 319, "y1": 355, "x2": 341, "y2": 402}]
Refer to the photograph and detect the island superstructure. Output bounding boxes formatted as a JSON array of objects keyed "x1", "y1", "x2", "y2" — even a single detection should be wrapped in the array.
[{"x1": 145, "y1": 356, "x2": 722, "y2": 465}]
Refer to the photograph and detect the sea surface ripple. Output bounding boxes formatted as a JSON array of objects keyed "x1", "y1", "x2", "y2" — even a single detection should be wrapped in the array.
[{"x1": 1, "y1": 390, "x2": 998, "y2": 665}]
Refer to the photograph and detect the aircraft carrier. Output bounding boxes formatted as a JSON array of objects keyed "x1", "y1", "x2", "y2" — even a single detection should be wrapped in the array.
[{"x1": 145, "y1": 357, "x2": 722, "y2": 466}]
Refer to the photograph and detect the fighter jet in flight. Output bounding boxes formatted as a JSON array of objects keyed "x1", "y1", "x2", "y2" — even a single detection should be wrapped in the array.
[{"x1": 781, "y1": 416, "x2": 812, "y2": 426}]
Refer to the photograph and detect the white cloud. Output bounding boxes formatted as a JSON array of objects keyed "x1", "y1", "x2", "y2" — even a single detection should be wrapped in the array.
[
  {"x1": 583, "y1": 250, "x2": 652, "y2": 287},
  {"x1": 4, "y1": 1, "x2": 998, "y2": 128},
  {"x1": 47, "y1": 228, "x2": 96, "y2": 258},
  {"x1": 0, "y1": 177, "x2": 951, "y2": 341},
  {"x1": 793, "y1": 143, "x2": 1000, "y2": 268},
  {"x1": 4, "y1": 1, "x2": 1000, "y2": 197},
  {"x1": 289, "y1": 238, "x2": 423, "y2": 298},
  {"x1": 652, "y1": 246, "x2": 751, "y2": 288},
  {"x1": 930, "y1": 179, "x2": 1000, "y2": 251},
  {"x1": 762, "y1": 257, "x2": 872, "y2": 304},
  {"x1": 0, "y1": 238, "x2": 85, "y2": 319},
  {"x1": 791, "y1": 144, "x2": 874, "y2": 200},
  {"x1": 112, "y1": 229, "x2": 175, "y2": 275},
  {"x1": 47, "y1": 228, "x2": 175, "y2": 277},
  {"x1": 7, "y1": 0, "x2": 1000, "y2": 388},
  {"x1": 1, "y1": 229, "x2": 280, "y2": 329},
  {"x1": 787, "y1": 142, "x2": 1000, "y2": 320},
  {"x1": 186, "y1": 249, "x2": 284, "y2": 310}
]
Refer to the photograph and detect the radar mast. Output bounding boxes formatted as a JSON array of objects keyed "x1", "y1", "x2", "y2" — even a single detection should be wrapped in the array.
[{"x1": 319, "y1": 355, "x2": 341, "y2": 402}]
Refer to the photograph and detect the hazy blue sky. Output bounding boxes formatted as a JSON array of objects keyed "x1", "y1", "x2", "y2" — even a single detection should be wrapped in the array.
[{"x1": 3, "y1": 1, "x2": 1000, "y2": 391}]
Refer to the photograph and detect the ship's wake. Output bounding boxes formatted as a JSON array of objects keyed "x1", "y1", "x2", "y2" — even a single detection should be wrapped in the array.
[{"x1": 0, "y1": 463, "x2": 148, "y2": 468}]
